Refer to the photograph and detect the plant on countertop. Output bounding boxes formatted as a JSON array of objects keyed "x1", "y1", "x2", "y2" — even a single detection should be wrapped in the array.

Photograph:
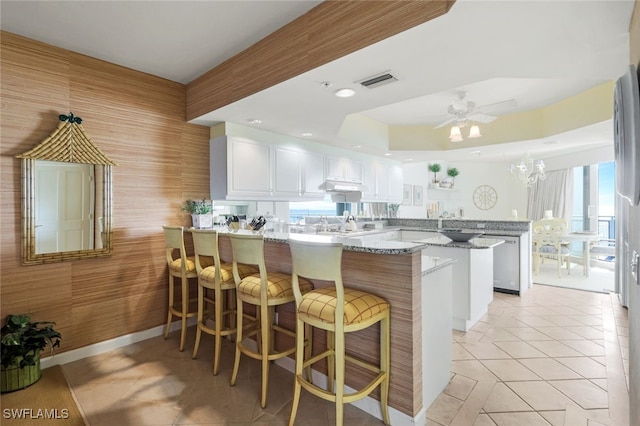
[
  {"x1": 428, "y1": 163, "x2": 441, "y2": 183},
  {"x1": 388, "y1": 203, "x2": 400, "y2": 218},
  {"x1": 181, "y1": 198, "x2": 213, "y2": 215},
  {"x1": 1, "y1": 314, "x2": 61, "y2": 369}
]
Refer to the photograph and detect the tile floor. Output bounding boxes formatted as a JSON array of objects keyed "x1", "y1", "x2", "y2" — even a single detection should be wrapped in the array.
[{"x1": 62, "y1": 282, "x2": 629, "y2": 425}]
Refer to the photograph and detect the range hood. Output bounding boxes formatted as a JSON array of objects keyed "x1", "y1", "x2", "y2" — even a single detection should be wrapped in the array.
[{"x1": 319, "y1": 179, "x2": 366, "y2": 203}]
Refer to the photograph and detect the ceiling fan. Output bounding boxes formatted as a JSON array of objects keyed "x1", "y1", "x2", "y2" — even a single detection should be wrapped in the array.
[{"x1": 434, "y1": 92, "x2": 518, "y2": 129}]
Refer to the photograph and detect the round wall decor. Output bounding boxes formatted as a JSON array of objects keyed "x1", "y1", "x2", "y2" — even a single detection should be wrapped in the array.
[{"x1": 473, "y1": 185, "x2": 497, "y2": 210}]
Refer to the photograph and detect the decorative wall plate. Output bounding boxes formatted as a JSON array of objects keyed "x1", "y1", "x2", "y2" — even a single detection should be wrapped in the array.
[{"x1": 473, "y1": 185, "x2": 497, "y2": 210}]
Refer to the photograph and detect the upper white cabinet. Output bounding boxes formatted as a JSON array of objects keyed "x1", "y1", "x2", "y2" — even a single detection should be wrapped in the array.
[
  {"x1": 300, "y1": 150, "x2": 326, "y2": 197},
  {"x1": 227, "y1": 137, "x2": 272, "y2": 198},
  {"x1": 327, "y1": 156, "x2": 363, "y2": 183},
  {"x1": 211, "y1": 136, "x2": 326, "y2": 201},
  {"x1": 273, "y1": 147, "x2": 326, "y2": 198},
  {"x1": 362, "y1": 161, "x2": 403, "y2": 203}
]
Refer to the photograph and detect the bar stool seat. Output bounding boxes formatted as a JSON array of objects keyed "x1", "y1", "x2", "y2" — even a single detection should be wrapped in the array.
[
  {"x1": 228, "y1": 233, "x2": 313, "y2": 409},
  {"x1": 163, "y1": 225, "x2": 213, "y2": 351},
  {"x1": 288, "y1": 240, "x2": 391, "y2": 426},
  {"x1": 191, "y1": 229, "x2": 256, "y2": 375}
]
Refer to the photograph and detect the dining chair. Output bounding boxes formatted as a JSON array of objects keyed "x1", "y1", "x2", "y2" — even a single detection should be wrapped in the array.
[
  {"x1": 287, "y1": 240, "x2": 391, "y2": 426},
  {"x1": 190, "y1": 229, "x2": 257, "y2": 375},
  {"x1": 162, "y1": 226, "x2": 213, "y2": 351},
  {"x1": 532, "y1": 219, "x2": 572, "y2": 277},
  {"x1": 228, "y1": 233, "x2": 314, "y2": 408}
]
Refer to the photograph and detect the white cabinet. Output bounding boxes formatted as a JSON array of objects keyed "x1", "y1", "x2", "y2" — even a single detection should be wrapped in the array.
[
  {"x1": 273, "y1": 147, "x2": 326, "y2": 199},
  {"x1": 362, "y1": 162, "x2": 403, "y2": 203},
  {"x1": 227, "y1": 137, "x2": 272, "y2": 198},
  {"x1": 327, "y1": 156, "x2": 363, "y2": 183},
  {"x1": 300, "y1": 150, "x2": 326, "y2": 198},
  {"x1": 211, "y1": 136, "x2": 326, "y2": 201}
]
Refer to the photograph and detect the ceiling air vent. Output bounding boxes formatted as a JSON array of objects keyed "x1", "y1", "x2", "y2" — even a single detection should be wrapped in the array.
[{"x1": 359, "y1": 72, "x2": 398, "y2": 89}]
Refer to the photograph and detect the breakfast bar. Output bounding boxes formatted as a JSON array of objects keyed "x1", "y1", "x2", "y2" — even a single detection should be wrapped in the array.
[{"x1": 213, "y1": 230, "x2": 454, "y2": 425}]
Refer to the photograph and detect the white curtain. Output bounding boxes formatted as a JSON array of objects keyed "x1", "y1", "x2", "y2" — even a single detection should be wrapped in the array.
[{"x1": 527, "y1": 169, "x2": 573, "y2": 221}]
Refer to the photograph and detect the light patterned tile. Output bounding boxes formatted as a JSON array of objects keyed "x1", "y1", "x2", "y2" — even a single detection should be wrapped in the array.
[
  {"x1": 556, "y1": 357, "x2": 607, "y2": 379},
  {"x1": 493, "y1": 341, "x2": 548, "y2": 358},
  {"x1": 560, "y1": 339, "x2": 606, "y2": 357},
  {"x1": 514, "y1": 316, "x2": 557, "y2": 328},
  {"x1": 472, "y1": 413, "x2": 498, "y2": 426},
  {"x1": 426, "y1": 393, "x2": 464, "y2": 426},
  {"x1": 505, "y1": 381, "x2": 575, "y2": 411},
  {"x1": 488, "y1": 411, "x2": 557, "y2": 426},
  {"x1": 565, "y1": 326, "x2": 605, "y2": 340},
  {"x1": 590, "y1": 379, "x2": 608, "y2": 391},
  {"x1": 528, "y1": 340, "x2": 583, "y2": 357},
  {"x1": 452, "y1": 342, "x2": 476, "y2": 360},
  {"x1": 482, "y1": 383, "x2": 532, "y2": 413},
  {"x1": 538, "y1": 410, "x2": 567, "y2": 426},
  {"x1": 505, "y1": 327, "x2": 554, "y2": 341},
  {"x1": 444, "y1": 374, "x2": 477, "y2": 401},
  {"x1": 533, "y1": 327, "x2": 585, "y2": 340},
  {"x1": 479, "y1": 328, "x2": 521, "y2": 343},
  {"x1": 542, "y1": 316, "x2": 585, "y2": 327},
  {"x1": 480, "y1": 360, "x2": 541, "y2": 381},
  {"x1": 458, "y1": 343, "x2": 511, "y2": 360},
  {"x1": 451, "y1": 360, "x2": 498, "y2": 381},
  {"x1": 570, "y1": 315, "x2": 604, "y2": 326},
  {"x1": 549, "y1": 380, "x2": 608, "y2": 409},
  {"x1": 518, "y1": 358, "x2": 582, "y2": 380}
]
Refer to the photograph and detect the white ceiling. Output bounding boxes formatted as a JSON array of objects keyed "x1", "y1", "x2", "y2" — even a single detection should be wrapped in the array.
[{"x1": 1, "y1": 0, "x2": 636, "y2": 163}]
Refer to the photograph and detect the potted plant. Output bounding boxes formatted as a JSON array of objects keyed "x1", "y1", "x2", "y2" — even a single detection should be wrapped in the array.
[
  {"x1": 428, "y1": 163, "x2": 441, "y2": 185},
  {"x1": 446, "y1": 167, "x2": 460, "y2": 188},
  {"x1": 1, "y1": 314, "x2": 61, "y2": 393},
  {"x1": 182, "y1": 198, "x2": 213, "y2": 229}
]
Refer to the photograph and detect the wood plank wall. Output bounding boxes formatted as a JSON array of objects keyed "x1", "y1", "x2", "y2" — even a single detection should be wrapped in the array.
[
  {"x1": 0, "y1": 32, "x2": 210, "y2": 352},
  {"x1": 186, "y1": 0, "x2": 455, "y2": 121}
]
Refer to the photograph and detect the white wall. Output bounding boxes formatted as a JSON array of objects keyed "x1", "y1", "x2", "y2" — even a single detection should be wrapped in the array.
[
  {"x1": 401, "y1": 160, "x2": 528, "y2": 220},
  {"x1": 400, "y1": 145, "x2": 614, "y2": 221}
]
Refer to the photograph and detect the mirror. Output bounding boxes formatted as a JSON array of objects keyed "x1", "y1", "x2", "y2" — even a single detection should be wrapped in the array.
[{"x1": 17, "y1": 113, "x2": 116, "y2": 265}]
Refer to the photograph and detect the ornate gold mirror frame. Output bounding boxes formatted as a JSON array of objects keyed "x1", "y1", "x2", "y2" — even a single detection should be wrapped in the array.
[{"x1": 16, "y1": 113, "x2": 118, "y2": 265}]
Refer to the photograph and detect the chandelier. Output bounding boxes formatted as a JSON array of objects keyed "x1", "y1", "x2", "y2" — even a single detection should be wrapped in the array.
[
  {"x1": 509, "y1": 153, "x2": 546, "y2": 186},
  {"x1": 449, "y1": 119, "x2": 481, "y2": 142}
]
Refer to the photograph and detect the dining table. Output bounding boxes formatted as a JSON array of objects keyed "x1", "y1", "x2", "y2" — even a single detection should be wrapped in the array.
[{"x1": 554, "y1": 231, "x2": 601, "y2": 277}]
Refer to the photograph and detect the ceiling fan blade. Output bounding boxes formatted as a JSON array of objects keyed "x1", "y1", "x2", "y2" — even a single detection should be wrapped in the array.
[
  {"x1": 434, "y1": 117, "x2": 457, "y2": 129},
  {"x1": 474, "y1": 99, "x2": 518, "y2": 114},
  {"x1": 468, "y1": 112, "x2": 497, "y2": 124}
]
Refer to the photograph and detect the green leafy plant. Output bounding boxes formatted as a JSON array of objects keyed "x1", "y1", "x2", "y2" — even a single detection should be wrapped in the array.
[
  {"x1": 447, "y1": 167, "x2": 459, "y2": 178},
  {"x1": 181, "y1": 199, "x2": 213, "y2": 215},
  {"x1": 1, "y1": 314, "x2": 61, "y2": 369},
  {"x1": 428, "y1": 163, "x2": 441, "y2": 182},
  {"x1": 388, "y1": 203, "x2": 400, "y2": 217}
]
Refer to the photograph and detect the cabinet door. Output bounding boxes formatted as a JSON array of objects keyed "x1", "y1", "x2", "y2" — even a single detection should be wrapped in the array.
[
  {"x1": 273, "y1": 147, "x2": 301, "y2": 197},
  {"x1": 361, "y1": 161, "x2": 377, "y2": 200},
  {"x1": 300, "y1": 150, "x2": 325, "y2": 198},
  {"x1": 228, "y1": 138, "x2": 272, "y2": 196},
  {"x1": 345, "y1": 158, "x2": 363, "y2": 183},
  {"x1": 326, "y1": 156, "x2": 345, "y2": 181}
]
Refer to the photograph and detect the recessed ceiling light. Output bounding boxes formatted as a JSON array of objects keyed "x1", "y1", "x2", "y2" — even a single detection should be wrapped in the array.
[
  {"x1": 470, "y1": 150, "x2": 481, "y2": 156},
  {"x1": 352, "y1": 145, "x2": 361, "y2": 149},
  {"x1": 384, "y1": 153, "x2": 392, "y2": 156},
  {"x1": 404, "y1": 158, "x2": 414, "y2": 162},
  {"x1": 301, "y1": 132, "x2": 313, "y2": 137},
  {"x1": 543, "y1": 140, "x2": 557, "y2": 145},
  {"x1": 247, "y1": 118, "x2": 262, "y2": 124},
  {"x1": 335, "y1": 88, "x2": 355, "y2": 98}
]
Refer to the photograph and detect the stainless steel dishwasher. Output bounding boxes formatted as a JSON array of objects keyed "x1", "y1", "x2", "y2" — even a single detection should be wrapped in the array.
[{"x1": 486, "y1": 235, "x2": 521, "y2": 294}]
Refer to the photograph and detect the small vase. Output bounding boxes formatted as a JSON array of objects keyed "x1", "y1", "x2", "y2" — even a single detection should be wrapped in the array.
[{"x1": 191, "y1": 214, "x2": 213, "y2": 229}]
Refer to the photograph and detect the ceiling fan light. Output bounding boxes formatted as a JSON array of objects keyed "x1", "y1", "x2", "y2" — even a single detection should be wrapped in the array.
[
  {"x1": 449, "y1": 125, "x2": 462, "y2": 141},
  {"x1": 468, "y1": 125, "x2": 482, "y2": 138}
]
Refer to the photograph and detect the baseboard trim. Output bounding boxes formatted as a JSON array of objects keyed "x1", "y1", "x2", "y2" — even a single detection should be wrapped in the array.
[{"x1": 40, "y1": 318, "x2": 196, "y2": 369}]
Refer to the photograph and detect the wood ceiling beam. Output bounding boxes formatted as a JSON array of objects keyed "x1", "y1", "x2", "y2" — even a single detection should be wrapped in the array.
[{"x1": 186, "y1": 0, "x2": 455, "y2": 121}]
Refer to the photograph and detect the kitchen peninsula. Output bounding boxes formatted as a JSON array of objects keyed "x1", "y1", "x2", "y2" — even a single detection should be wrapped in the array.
[{"x1": 213, "y1": 230, "x2": 452, "y2": 425}]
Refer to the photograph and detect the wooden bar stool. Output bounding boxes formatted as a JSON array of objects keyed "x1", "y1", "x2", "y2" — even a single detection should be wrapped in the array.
[
  {"x1": 162, "y1": 226, "x2": 213, "y2": 351},
  {"x1": 191, "y1": 229, "x2": 257, "y2": 374},
  {"x1": 228, "y1": 233, "x2": 313, "y2": 408},
  {"x1": 288, "y1": 240, "x2": 391, "y2": 426}
]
